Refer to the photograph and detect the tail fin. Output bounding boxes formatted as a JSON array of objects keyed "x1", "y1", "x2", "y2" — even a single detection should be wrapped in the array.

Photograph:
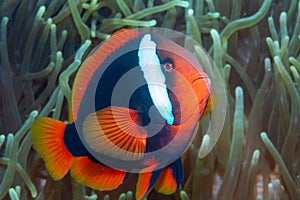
[{"x1": 31, "y1": 117, "x2": 73, "y2": 180}]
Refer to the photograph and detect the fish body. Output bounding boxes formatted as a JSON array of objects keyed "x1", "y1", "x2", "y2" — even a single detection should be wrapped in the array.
[{"x1": 31, "y1": 29, "x2": 210, "y2": 199}]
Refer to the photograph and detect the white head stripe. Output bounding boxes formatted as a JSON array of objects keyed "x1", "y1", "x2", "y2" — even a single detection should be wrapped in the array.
[{"x1": 138, "y1": 34, "x2": 174, "y2": 125}]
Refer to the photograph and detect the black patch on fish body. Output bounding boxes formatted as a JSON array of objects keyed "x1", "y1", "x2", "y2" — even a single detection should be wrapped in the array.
[
  {"x1": 75, "y1": 36, "x2": 143, "y2": 123},
  {"x1": 128, "y1": 86, "x2": 153, "y2": 126},
  {"x1": 64, "y1": 123, "x2": 114, "y2": 166},
  {"x1": 94, "y1": 48, "x2": 157, "y2": 127},
  {"x1": 94, "y1": 49, "x2": 147, "y2": 110},
  {"x1": 63, "y1": 123, "x2": 87, "y2": 157},
  {"x1": 145, "y1": 124, "x2": 177, "y2": 152}
]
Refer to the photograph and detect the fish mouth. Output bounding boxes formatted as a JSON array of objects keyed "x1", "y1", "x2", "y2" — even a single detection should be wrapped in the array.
[
  {"x1": 190, "y1": 75, "x2": 211, "y2": 115},
  {"x1": 190, "y1": 74, "x2": 209, "y2": 85}
]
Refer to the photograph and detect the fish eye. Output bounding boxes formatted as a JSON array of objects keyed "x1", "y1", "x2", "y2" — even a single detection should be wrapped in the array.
[{"x1": 162, "y1": 58, "x2": 174, "y2": 72}]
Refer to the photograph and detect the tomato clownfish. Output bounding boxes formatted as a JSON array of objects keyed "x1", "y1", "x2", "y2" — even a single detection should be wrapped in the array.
[{"x1": 31, "y1": 29, "x2": 211, "y2": 199}]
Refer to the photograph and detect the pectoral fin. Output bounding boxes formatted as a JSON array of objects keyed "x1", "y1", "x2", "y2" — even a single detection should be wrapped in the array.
[{"x1": 82, "y1": 106, "x2": 147, "y2": 161}]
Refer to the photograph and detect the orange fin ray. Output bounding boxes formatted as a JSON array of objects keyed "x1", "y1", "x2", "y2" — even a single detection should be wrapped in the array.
[
  {"x1": 136, "y1": 172, "x2": 152, "y2": 200},
  {"x1": 82, "y1": 106, "x2": 147, "y2": 160},
  {"x1": 30, "y1": 117, "x2": 72, "y2": 180},
  {"x1": 70, "y1": 157, "x2": 126, "y2": 191}
]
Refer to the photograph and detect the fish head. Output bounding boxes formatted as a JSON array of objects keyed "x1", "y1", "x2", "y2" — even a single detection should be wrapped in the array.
[{"x1": 155, "y1": 37, "x2": 211, "y2": 124}]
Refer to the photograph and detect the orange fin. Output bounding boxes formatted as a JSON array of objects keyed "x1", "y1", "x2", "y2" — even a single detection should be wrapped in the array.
[
  {"x1": 82, "y1": 106, "x2": 147, "y2": 160},
  {"x1": 154, "y1": 158, "x2": 183, "y2": 195},
  {"x1": 112, "y1": 28, "x2": 136, "y2": 35},
  {"x1": 70, "y1": 156, "x2": 126, "y2": 191},
  {"x1": 136, "y1": 172, "x2": 152, "y2": 200},
  {"x1": 30, "y1": 117, "x2": 72, "y2": 180},
  {"x1": 136, "y1": 169, "x2": 162, "y2": 200}
]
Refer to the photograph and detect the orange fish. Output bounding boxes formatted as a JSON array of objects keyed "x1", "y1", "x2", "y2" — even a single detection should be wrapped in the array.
[{"x1": 31, "y1": 29, "x2": 210, "y2": 199}]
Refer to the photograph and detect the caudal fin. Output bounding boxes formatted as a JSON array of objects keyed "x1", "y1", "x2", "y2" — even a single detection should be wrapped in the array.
[{"x1": 31, "y1": 117, "x2": 73, "y2": 180}]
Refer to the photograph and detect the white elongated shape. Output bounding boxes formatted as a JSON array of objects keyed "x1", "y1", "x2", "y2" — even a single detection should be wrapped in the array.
[{"x1": 138, "y1": 34, "x2": 174, "y2": 125}]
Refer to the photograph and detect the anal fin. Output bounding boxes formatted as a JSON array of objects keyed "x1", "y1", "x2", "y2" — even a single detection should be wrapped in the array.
[
  {"x1": 136, "y1": 169, "x2": 162, "y2": 200},
  {"x1": 154, "y1": 158, "x2": 183, "y2": 195},
  {"x1": 70, "y1": 156, "x2": 126, "y2": 191}
]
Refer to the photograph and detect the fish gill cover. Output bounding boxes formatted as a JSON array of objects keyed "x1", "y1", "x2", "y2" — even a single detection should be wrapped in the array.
[{"x1": 0, "y1": 0, "x2": 299, "y2": 200}]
